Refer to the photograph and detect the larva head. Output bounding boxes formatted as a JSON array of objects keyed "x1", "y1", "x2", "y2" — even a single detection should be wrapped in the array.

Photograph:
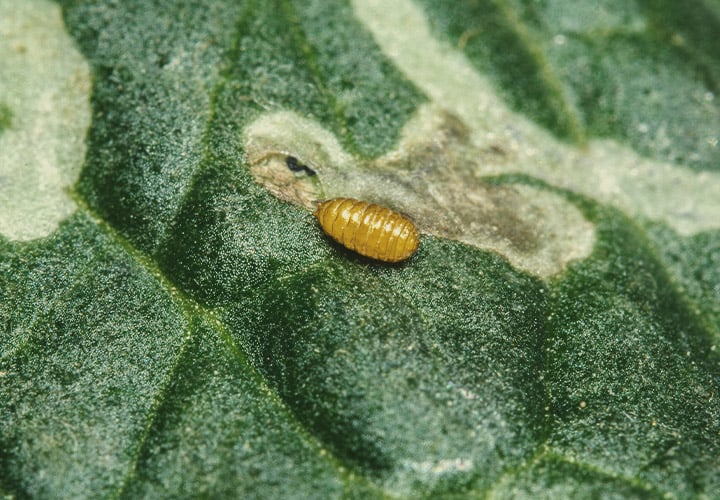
[
  {"x1": 312, "y1": 200, "x2": 324, "y2": 218},
  {"x1": 312, "y1": 199, "x2": 332, "y2": 222}
]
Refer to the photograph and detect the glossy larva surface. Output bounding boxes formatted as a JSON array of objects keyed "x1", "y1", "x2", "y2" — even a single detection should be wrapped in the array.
[{"x1": 313, "y1": 198, "x2": 419, "y2": 262}]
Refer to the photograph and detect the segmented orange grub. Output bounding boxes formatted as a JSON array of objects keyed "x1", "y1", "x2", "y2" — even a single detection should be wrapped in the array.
[{"x1": 313, "y1": 198, "x2": 419, "y2": 262}]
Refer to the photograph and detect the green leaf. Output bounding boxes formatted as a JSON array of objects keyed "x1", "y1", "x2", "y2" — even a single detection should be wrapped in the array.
[{"x1": 2, "y1": 0, "x2": 719, "y2": 498}]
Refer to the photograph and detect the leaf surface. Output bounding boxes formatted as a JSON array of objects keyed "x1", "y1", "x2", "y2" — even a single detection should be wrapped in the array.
[{"x1": 1, "y1": 0, "x2": 719, "y2": 498}]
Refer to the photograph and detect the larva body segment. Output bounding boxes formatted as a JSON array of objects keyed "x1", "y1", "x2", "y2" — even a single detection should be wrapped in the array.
[{"x1": 313, "y1": 198, "x2": 419, "y2": 262}]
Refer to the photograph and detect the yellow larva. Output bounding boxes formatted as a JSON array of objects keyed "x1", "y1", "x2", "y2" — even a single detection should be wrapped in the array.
[{"x1": 313, "y1": 198, "x2": 419, "y2": 263}]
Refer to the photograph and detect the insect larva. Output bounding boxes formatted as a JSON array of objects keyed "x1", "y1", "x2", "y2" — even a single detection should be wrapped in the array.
[{"x1": 313, "y1": 198, "x2": 419, "y2": 263}]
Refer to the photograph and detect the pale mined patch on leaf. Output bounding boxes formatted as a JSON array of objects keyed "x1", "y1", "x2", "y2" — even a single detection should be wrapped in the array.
[
  {"x1": 353, "y1": 0, "x2": 720, "y2": 237},
  {"x1": 244, "y1": 111, "x2": 351, "y2": 210},
  {"x1": 245, "y1": 105, "x2": 595, "y2": 278},
  {"x1": 0, "y1": 0, "x2": 91, "y2": 241}
]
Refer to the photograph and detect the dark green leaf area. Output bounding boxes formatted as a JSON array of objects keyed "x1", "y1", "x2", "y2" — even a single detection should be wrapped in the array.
[
  {"x1": 492, "y1": 454, "x2": 662, "y2": 499},
  {"x1": 546, "y1": 212, "x2": 720, "y2": 497},
  {"x1": 545, "y1": 32, "x2": 719, "y2": 171},
  {"x1": 646, "y1": 225, "x2": 720, "y2": 347},
  {"x1": 514, "y1": 0, "x2": 720, "y2": 172},
  {"x1": 123, "y1": 318, "x2": 347, "y2": 499},
  {"x1": 286, "y1": 0, "x2": 426, "y2": 158},
  {"x1": 224, "y1": 239, "x2": 548, "y2": 496},
  {"x1": 1, "y1": 216, "x2": 107, "y2": 358},
  {"x1": 225, "y1": 0, "x2": 333, "y2": 126},
  {"x1": 59, "y1": 0, "x2": 247, "y2": 253},
  {"x1": 636, "y1": 0, "x2": 720, "y2": 88},
  {"x1": 158, "y1": 163, "x2": 328, "y2": 306},
  {"x1": 0, "y1": 214, "x2": 188, "y2": 499},
  {"x1": 415, "y1": 0, "x2": 584, "y2": 142}
]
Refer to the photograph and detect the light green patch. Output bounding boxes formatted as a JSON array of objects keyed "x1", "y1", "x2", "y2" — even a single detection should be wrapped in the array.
[
  {"x1": 244, "y1": 105, "x2": 595, "y2": 278},
  {"x1": 352, "y1": 0, "x2": 720, "y2": 237},
  {"x1": 0, "y1": 0, "x2": 92, "y2": 241}
]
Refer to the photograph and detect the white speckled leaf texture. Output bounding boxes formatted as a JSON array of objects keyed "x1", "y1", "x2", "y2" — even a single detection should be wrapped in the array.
[{"x1": 1, "y1": 0, "x2": 719, "y2": 498}]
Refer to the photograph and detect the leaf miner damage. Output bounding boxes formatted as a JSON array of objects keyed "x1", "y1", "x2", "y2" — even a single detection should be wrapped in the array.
[{"x1": 244, "y1": 105, "x2": 595, "y2": 278}]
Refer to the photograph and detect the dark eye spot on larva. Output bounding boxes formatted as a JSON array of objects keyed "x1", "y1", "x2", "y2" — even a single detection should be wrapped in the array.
[{"x1": 286, "y1": 155, "x2": 317, "y2": 176}]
